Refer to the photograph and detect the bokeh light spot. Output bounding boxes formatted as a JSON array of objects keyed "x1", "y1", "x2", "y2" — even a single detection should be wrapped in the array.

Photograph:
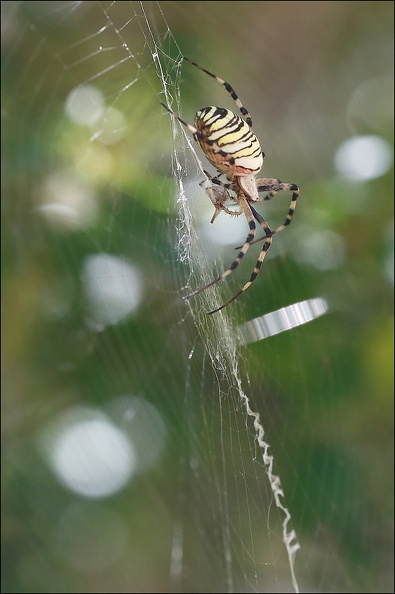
[
  {"x1": 40, "y1": 407, "x2": 135, "y2": 498},
  {"x1": 334, "y1": 135, "x2": 392, "y2": 181}
]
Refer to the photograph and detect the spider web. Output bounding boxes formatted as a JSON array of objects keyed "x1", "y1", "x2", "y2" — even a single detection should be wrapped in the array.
[{"x1": 2, "y1": 2, "x2": 393, "y2": 594}]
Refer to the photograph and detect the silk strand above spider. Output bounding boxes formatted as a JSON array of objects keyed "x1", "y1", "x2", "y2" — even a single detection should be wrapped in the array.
[{"x1": 161, "y1": 57, "x2": 299, "y2": 315}]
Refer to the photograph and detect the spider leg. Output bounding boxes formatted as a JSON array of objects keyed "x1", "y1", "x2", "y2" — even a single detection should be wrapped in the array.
[
  {"x1": 160, "y1": 102, "x2": 203, "y2": 139},
  {"x1": 184, "y1": 196, "x2": 256, "y2": 301},
  {"x1": 202, "y1": 171, "x2": 237, "y2": 202},
  {"x1": 250, "y1": 204, "x2": 273, "y2": 236},
  {"x1": 183, "y1": 57, "x2": 253, "y2": 128},
  {"x1": 255, "y1": 178, "x2": 299, "y2": 235},
  {"x1": 235, "y1": 180, "x2": 299, "y2": 248},
  {"x1": 208, "y1": 206, "x2": 273, "y2": 315},
  {"x1": 202, "y1": 170, "x2": 235, "y2": 192}
]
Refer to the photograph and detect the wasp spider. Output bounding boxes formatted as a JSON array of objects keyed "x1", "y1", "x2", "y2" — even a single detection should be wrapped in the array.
[{"x1": 161, "y1": 57, "x2": 299, "y2": 315}]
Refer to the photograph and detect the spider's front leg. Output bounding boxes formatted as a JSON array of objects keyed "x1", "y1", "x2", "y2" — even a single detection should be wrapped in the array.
[
  {"x1": 184, "y1": 195, "x2": 256, "y2": 303},
  {"x1": 206, "y1": 200, "x2": 273, "y2": 315}
]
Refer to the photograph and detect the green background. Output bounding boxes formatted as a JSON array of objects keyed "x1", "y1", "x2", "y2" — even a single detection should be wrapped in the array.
[{"x1": 2, "y1": 2, "x2": 393, "y2": 592}]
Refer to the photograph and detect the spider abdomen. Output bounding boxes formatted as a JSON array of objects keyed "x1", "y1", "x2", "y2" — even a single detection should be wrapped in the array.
[{"x1": 195, "y1": 106, "x2": 263, "y2": 178}]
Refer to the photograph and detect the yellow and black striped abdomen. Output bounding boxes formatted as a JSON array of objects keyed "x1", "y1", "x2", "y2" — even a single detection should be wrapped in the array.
[{"x1": 195, "y1": 106, "x2": 263, "y2": 177}]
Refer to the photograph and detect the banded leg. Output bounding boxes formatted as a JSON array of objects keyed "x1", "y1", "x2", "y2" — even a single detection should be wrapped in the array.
[
  {"x1": 183, "y1": 56, "x2": 253, "y2": 128},
  {"x1": 184, "y1": 196, "x2": 256, "y2": 302},
  {"x1": 250, "y1": 204, "x2": 273, "y2": 237},
  {"x1": 256, "y1": 178, "x2": 299, "y2": 235},
  {"x1": 160, "y1": 102, "x2": 203, "y2": 139},
  {"x1": 236, "y1": 179, "x2": 299, "y2": 248},
  {"x1": 207, "y1": 205, "x2": 273, "y2": 315},
  {"x1": 203, "y1": 170, "x2": 235, "y2": 193}
]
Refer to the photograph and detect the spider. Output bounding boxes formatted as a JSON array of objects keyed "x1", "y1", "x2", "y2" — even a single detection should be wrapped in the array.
[{"x1": 161, "y1": 57, "x2": 299, "y2": 315}]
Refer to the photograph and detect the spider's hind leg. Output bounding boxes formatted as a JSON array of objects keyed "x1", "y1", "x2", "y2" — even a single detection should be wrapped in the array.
[
  {"x1": 160, "y1": 102, "x2": 203, "y2": 139},
  {"x1": 183, "y1": 56, "x2": 254, "y2": 128}
]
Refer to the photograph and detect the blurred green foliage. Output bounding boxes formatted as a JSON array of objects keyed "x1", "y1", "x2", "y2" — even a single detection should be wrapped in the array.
[{"x1": 2, "y1": 2, "x2": 393, "y2": 593}]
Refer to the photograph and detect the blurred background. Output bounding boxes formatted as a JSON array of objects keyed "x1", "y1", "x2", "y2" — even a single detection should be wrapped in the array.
[{"x1": 2, "y1": 2, "x2": 393, "y2": 592}]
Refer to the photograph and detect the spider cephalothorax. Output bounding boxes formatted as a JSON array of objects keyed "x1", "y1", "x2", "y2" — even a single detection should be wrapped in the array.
[{"x1": 162, "y1": 57, "x2": 299, "y2": 314}]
